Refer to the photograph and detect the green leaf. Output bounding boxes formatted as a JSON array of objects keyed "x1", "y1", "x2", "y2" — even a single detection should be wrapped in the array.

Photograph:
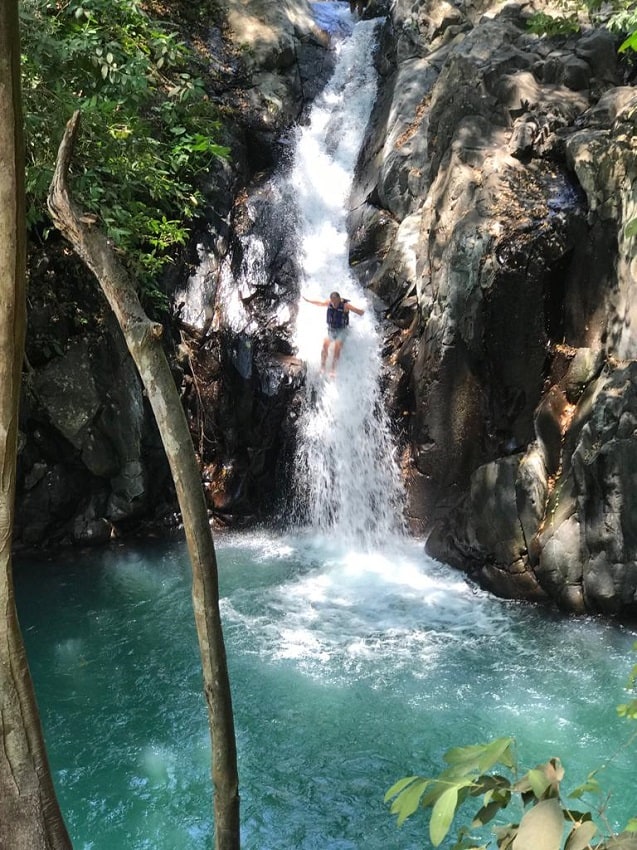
[
  {"x1": 469, "y1": 774, "x2": 510, "y2": 797},
  {"x1": 564, "y1": 820, "x2": 597, "y2": 850},
  {"x1": 527, "y1": 768, "x2": 551, "y2": 799},
  {"x1": 413, "y1": 773, "x2": 442, "y2": 804},
  {"x1": 479, "y1": 738, "x2": 516, "y2": 772},
  {"x1": 516, "y1": 760, "x2": 563, "y2": 797},
  {"x1": 444, "y1": 738, "x2": 515, "y2": 776},
  {"x1": 625, "y1": 219, "x2": 637, "y2": 239},
  {"x1": 512, "y1": 799, "x2": 564, "y2": 850},
  {"x1": 626, "y1": 819, "x2": 637, "y2": 833},
  {"x1": 569, "y1": 774, "x2": 602, "y2": 799},
  {"x1": 384, "y1": 775, "x2": 421, "y2": 803},
  {"x1": 445, "y1": 743, "x2": 493, "y2": 769},
  {"x1": 472, "y1": 798, "x2": 508, "y2": 828},
  {"x1": 619, "y1": 31, "x2": 637, "y2": 53},
  {"x1": 389, "y1": 778, "x2": 431, "y2": 826},
  {"x1": 430, "y1": 785, "x2": 459, "y2": 847}
]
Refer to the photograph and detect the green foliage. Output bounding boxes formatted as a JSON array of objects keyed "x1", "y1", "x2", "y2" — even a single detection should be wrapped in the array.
[
  {"x1": 526, "y1": 11, "x2": 580, "y2": 36},
  {"x1": 387, "y1": 649, "x2": 637, "y2": 848},
  {"x1": 20, "y1": 0, "x2": 229, "y2": 311},
  {"x1": 526, "y1": 0, "x2": 637, "y2": 48},
  {"x1": 386, "y1": 741, "x2": 637, "y2": 849},
  {"x1": 385, "y1": 738, "x2": 519, "y2": 847},
  {"x1": 619, "y1": 30, "x2": 637, "y2": 52},
  {"x1": 606, "y1": 0, "x2": 637, "y2": 46}
]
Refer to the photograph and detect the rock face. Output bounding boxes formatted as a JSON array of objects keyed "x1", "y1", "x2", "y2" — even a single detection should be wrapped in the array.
[
  {"x1": 171, "y1": 0, "x2": 337, "y2": 522},
  {"x1": 349, "y1": 0, "x2": 637, "y2": 616},
  {"x1": 18, "y1": 307, "x2": 170, "y2": 547},
  {"x1": 16, "y1": 0, "x2": 333, "y2": 547}
]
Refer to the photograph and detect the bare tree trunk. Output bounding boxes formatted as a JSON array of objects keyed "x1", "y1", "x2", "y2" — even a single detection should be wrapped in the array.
[
  {"x1": 0, "y1": 5, "x2": 73, "y2": 849},
  {"x1": 48, "y1": 111, "x2": 240, "y2": 850}
]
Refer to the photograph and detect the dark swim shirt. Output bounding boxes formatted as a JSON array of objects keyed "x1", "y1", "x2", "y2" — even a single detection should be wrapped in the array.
[{"x1": 326, "y1": 300, "x2": 349, "y2": 329}]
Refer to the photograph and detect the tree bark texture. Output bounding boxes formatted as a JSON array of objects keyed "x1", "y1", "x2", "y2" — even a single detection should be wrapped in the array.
[
  {"x1": 0, "y1": 5, "x2": 74, "y2": 849},
  {"x1": 48, "y1": 111, "x2": 240, "y2": 850}
]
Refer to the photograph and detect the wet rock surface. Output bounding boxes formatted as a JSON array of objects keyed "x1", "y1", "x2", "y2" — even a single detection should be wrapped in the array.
[{"x1": 349, "y1": 0, "x2": 637, "y2": 614}]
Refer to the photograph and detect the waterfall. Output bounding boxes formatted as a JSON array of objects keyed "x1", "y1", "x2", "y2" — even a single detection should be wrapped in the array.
[{"x1": 291, "y1": 5, "x2": 405, "y2": 545}]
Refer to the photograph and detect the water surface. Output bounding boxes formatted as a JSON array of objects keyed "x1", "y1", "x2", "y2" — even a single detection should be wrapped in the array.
[{"x1": 15, "y1": 532, "x2": 637, "y2": 849}]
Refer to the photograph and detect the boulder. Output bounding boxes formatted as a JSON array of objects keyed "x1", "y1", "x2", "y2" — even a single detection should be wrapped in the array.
[{"x1": 18, "y1": 326, "x2": 160, "y2": 545}]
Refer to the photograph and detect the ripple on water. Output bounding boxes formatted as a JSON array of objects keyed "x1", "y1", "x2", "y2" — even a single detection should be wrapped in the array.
[{"x1": 14, "y1": 528, "x2": 637, "y2": 850}]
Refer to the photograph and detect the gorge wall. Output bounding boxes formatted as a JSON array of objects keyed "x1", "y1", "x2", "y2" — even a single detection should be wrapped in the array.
[
  {"x1": 18, "y1": 0, "x2": 330, "y2": 544},
  {"x1": 17, "y1": 0, "x2": 637, "y2": 619},
  {"x1": 351, "y1": 0, "x2": 637, "y2": 617}
]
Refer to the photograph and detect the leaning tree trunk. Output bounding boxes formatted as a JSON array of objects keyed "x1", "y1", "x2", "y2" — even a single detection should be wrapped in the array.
[
  {"x1": 48, "y1": 111, "x2": 240, "y2": 850},
  {"x1": 0, "y1": 5, "x2": 74, "y2": 849}
]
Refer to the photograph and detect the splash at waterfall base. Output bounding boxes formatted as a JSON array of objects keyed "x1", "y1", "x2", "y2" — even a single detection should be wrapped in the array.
[
  {"x1": 16, "y1": 531, "x2": 637, "y2": 850},
  {"x1": 212, "y1": 0, "x2": 637, "y2": 617},
  {"x1": 204, "y1": 0, "x2": 637, "y2": 618},
  {"x1": 346, "y1": 1, "x2": 637, "y2": 617}
]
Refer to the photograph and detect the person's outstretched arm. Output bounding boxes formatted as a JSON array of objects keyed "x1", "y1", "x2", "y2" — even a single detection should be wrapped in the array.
[
  {"x1": 302, "y1": 296, "x2": 329, "y2": 307},
  {"x1": 345, "y1": 302, "x2": 365, "y2": 316}
]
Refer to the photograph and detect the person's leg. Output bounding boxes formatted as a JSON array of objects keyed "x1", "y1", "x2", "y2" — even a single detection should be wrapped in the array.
[
  {"x1": 330, "y1": 339, "x2": 343, "y2": 375},
  {"x1": 321, "y1": 337, "x2": 330, "y2": 371}
]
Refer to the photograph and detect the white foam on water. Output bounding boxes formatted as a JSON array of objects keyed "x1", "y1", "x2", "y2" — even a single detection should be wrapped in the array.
[{"x1": 219, "y1": 532, "x2": 511, "y2": 680}]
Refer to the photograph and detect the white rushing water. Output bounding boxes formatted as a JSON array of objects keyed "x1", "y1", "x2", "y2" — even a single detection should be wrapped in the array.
[{"x1": 291, "y1": 7, "x2": 404, "y2": 545}]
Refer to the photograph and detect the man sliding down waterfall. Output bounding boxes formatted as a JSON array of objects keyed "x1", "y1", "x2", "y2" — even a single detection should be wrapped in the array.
[{"x1": 302, "y1": 291, "x2": 365, "y2": 377}]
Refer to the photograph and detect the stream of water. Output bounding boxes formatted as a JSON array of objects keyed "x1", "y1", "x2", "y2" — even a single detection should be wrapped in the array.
[
  {"x1": 14, "y1": 4, "x2": 637, "y2": 849},
  {"x1": 290, "y1": 10, "x2": 403, "y2": 544}
]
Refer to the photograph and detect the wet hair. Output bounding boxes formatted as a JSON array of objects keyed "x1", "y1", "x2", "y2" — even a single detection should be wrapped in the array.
[{"x1": 329, "y1": 291, "x2": 341, "y2": 300}]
